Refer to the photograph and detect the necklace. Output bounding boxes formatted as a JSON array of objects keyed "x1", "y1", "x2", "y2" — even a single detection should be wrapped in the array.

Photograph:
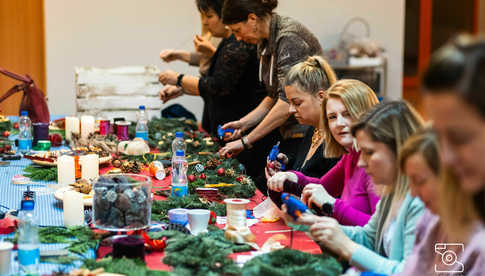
[{"x1": 311, "y1": 128, "x2": 324, "y2": 149}]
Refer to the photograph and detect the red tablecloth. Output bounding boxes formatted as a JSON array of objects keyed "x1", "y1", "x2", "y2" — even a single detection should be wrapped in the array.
[{"x1": 98, "y1": 163, "x2": 321, "y2": 271}]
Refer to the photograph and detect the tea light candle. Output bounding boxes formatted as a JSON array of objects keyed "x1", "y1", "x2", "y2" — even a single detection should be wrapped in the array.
[
  {"x1": 65, "y1": 117, "x2": 80, "y2": 142},
  {"x1": 80, "y1": 115, "x2": 95, "y2": 139},
  {"x1": 80, "y1": 154, "x2": 99, "y2": 181},
  {"x1": 57, "y1": 155, "x2": 75, "y2": 185},
  {"x1": 63, "y1": 190, "x2": 84, "y2": 226}
]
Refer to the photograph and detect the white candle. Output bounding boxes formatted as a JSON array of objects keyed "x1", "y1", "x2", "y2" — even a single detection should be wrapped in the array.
[
  {"x1": 63, "y1": 190, "x2": 84, "y2": 226},
  {"x1": 80, "y1": 154, "x2": 99, "y2": 181},
  {"x1": 57, "y1": 155, "x2": 75, "y2": 185},
  {"x1": 65, "y1": 117, "x2": 80, "y2": 142},
  {"x1": 80, "y1": 115, "x2": 95, "y2": 139}
]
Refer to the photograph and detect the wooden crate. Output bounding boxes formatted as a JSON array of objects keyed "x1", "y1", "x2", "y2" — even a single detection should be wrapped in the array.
[{"x1": 75, "y1": 65, "x2": 162, "y2": 121}]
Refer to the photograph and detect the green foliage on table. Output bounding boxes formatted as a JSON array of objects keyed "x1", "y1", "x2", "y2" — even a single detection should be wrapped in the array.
[
  {"x1": 242, "y1": 248, "x2": 342, "y2": 276},
  {"x1": 0, "y1": 119, "x2": 11, "y2": 133},
  {"x1": 163, "y1": 226, "x2": 251, "y2": 276},
  {"x1": 151, "y1": 194, "x2": 226, "y2": 222},
  {"x1": 83, "y1": 257, "x2": 170, "y2": 276},
  {"x1": 9, "y1": 226, "x2": 98, "y2": 255},
  {"x1": 41, "y1": 255, "x2": 80, "y2": 264},
  {"x1": 23, "y1": 165, "x2": 57, "y2": 181}
]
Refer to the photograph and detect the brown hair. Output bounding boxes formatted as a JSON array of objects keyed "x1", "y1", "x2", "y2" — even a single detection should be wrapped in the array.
[
  {"x1": 399, "y1": 127, "x2": 439, "y2": 175},
  {"x1": 222, "y1": 0, "x2": 278, "y2": 25},
  {"x1": 322, "y1": 79, "x2": 379, "y2": 158},
  {"x1": 351, "y1": 101, "x2": 424, "y2": 197},
  {"x1": 283, "y1": 56, "x2": 337, "y2": 96},
  {"x1": 422, "y1": 34, "x2": 485, "y2": 119}
]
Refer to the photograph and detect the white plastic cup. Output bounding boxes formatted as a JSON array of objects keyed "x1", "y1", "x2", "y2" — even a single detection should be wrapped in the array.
[
  {"x1": 0, "y1": 241, "x2": 13, "y2": 275},
  {"x1": 187, "y1": 209, "x2": 210, "y2": 235}
]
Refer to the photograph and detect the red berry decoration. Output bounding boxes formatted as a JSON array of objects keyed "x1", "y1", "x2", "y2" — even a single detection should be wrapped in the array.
[
  {"x1": 236, "y1": 176, "x2": 243, "y2": 182},
  {"x1": 48, "y1": 133, "x2": 63, "y2": 147},
  {"x1": 188, "y1": 174, "x2": 196, "y2": 182},
  {"x1": 209, "y1": 211, "x2": 217, "y2": 224},
  {"x1": 2, "y1": 131, "x2": 9, "y2": 138},
  {"x1": 13, "y1": 122, "x2": 19, "y2": 129},
  {"x1": 217, "y1": 168, "x2": 225, "y2": 176},
  {"x1": 199, "y1": 173, "x2": 206, "y2": 180}
]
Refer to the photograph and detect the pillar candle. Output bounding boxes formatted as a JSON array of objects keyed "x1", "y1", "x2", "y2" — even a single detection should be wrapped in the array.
[
  {"x1": 63, "y1": 190, "x2": 84, "y2": 226},
  {"x1": 65, "y1": 117, "x2": 80, "y2": 142},
  {"x1": 80, "y1": 154, "x2": 99, "y2": 181},
  {"x1": 57, "y1": 155, "x2": 75, "y2": 185},
  {"x1": 80, "y1": 115, "x2": 95, "y2": 139}
]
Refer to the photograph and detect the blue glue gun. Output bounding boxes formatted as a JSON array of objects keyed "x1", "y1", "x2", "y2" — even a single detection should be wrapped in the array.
[
  {"x1": 217, "y1": 125, "x2": 234, "y2": 140},
  {"x1": 268, "y1": 141, "x2": 285, "y2": 170},
  {"x1": 281, "y1": 193, "x2": 309, "y2": 220}
]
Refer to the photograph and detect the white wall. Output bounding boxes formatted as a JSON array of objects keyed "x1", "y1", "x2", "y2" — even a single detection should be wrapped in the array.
[{"x1": 45, "y1": 0, "x2": 404, "y2": 120}]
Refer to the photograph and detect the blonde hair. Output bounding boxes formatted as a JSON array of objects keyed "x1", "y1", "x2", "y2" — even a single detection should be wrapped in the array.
[
  {"x1": 399, "y1": 127, "x2": 440, "y2": 175},
  {"x1": 283, "y1": 56, "x2": 337, "y2": 95},
  {"x1": 440, "y1": 168, "x2": 478, "y2": 243},
  {"x1": 322, "y1": 79, "x2": 379, "y2": 158}
]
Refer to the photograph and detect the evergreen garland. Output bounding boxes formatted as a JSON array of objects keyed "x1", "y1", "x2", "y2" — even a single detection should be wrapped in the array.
[
  {"x1": 242, "y1": 248, "x2": 342, "y2": 276},
  {"x1": 23, "y1": 165, "x2": 58, "y2": 181},
  {"x1": 9, "y1": 226, "x2": 98, "y2": 255},
  {"x1": 162, "y1": 226, "x2": 251, "y2": 276},
  {"x1": 82, "y1": 257, "x2": 170, "y2": 276},
  {"x1": 151, "y1": 195, "x2": 226, "y2": 222}
]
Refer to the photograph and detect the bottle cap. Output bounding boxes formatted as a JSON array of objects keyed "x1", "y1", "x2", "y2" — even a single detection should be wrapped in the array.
[
  {"x1": 176, "y1": 150, "x2": 184, "y2": 157},
  {"x1": 139, "y1": 105, "x2": 146, "y2": 110},
  {"x1": 21, "y1": 200, "x2": 35, "y2": 211},
  {"x1": 175, "y1": 132, "x2": 183, "y2": 138},
  {"x1": 20, "y1": 110, "x2": 28, "y2": 116}
]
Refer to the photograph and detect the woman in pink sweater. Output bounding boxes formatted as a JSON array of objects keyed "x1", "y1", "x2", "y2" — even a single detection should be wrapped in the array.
[{"x1": 268, "y1": 79, "x2": 380, "y2": 226}]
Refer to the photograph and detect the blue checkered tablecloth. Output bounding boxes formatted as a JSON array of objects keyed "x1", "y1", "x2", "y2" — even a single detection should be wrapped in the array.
[{"x1": 1, "y1": 116, "x2": 96, "y2": 275}]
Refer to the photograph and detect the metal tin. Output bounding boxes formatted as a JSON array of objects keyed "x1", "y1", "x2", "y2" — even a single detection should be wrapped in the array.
[
  {"x1": 99, "y1": 119, "x2": 110, "y2": 136},
  {"x1": 35, "y1": 140, "x2": 51, "y2": 151},
  {"x1": 115, "y1": 121, "x2": 131, "y2": 141}
]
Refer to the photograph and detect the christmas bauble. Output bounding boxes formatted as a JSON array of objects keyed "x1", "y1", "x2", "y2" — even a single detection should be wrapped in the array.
[
  {"x1": 195, "y1": 163, "x2": 205, "y2": 173},
  {"x1": 217, "y1": 168, "x2": 225, "y2": 176},
  {"x1": 188, "y1": 174, "x2": 196, "y2": 182}
]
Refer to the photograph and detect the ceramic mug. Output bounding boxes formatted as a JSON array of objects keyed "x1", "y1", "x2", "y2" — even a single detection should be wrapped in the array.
[{"x1": 187, "y1": 209, "x2": 210, "y2": 235}]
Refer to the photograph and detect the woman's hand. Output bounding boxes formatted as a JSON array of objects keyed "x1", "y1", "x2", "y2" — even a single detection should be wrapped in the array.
[
  {"x1": 159, "y1": 85, "x2": 184, "y2": 103},
  {"x1": 193, "y1": 35, "x2": 217, "y2": 57},
  {"x1": 265, "y1": 153, "x2": 289, "y2": 179},
  {"x1": 159, "y1": 70, "x2": 179, "y2": 86},
  {"x1": 219, "y1": 139, "x2": 244, "y2": 157},
  {"x1": 301, "y1": 184, "x2": 336, "y2": 209},
  {"x1": 221, "y1": 120, "x2": 247, "y2": 141},
  {"x1": 307, "y1": 216, "x2": 358, "y2": 261},
  {"x1": 160, "y1": 50, "x2": 181, "y2": 63},
  {"x1": 267, "y1": 172, "x2": 298, "y2": 192}
]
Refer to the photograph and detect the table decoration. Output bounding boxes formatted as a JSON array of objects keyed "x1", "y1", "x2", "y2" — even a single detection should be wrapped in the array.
[
  {"x1": 57, "y1": 155, "x2": 75, "y2": 185},
  {"x1": 80, "y1": 115, "x2": 95, "y2": 140},
  {"x1": 65, "y1": 116, "x2": 80, "y2": 142},
  {"x1": 63, "y1": 190, "x2": 85, "y2": 226}
]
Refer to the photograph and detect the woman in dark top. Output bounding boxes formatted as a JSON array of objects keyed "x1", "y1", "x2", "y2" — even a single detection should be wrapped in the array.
[
  {"x1": 260, "y1": 56, "x2": 340, "y2": 205},
  {"x1": 159, "y1": 0, "x2": 265, "y2": 136}
]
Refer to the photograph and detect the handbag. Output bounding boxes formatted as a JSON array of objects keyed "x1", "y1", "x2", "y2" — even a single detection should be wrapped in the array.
[{"x1": 0, "y1": 67, "x2": 50, "y2": 123}]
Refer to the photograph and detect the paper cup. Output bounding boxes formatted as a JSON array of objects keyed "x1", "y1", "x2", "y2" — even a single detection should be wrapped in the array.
[
  {"x1": 168, "y1": 208, "x2": 188, "y2": 226},
  {"x1": 0, "y1": 241, "x2": 13, "y2": 275},
  {"x1": 187, "y1": 209, "x2": 210, "y2": 235}
]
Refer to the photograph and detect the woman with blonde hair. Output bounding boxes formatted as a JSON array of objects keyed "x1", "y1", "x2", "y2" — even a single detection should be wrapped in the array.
[
  {"x1": 398, "y1": 128, "x2": 485, "y2": 275},
  {"x1": 294, "y1": 101, "x2": 425, "y2": 274},
  {"x1": 268, "y1": 79, "x2": 380, "y2": 226},
  {"x1": 261, "y1": 55, "x2": 340, "y2": 203}
]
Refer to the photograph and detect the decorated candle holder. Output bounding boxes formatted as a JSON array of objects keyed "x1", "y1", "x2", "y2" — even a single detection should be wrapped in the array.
[
  {"x1": 32, "y1": 122, "x2": 49, "y2": 146},
  {"x1": 224, "y1": 198, "x2": 255, "y2": 244},
  {"x1": 93, "y1": 174, "x2": 152, "y2": 231}
]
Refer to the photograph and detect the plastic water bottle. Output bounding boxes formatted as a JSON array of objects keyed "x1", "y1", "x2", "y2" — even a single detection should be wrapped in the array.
[
  {"x1": 135, "y1": 105, "x2": 148, "y2": 141},
  {"x1": 18, "y1": 110, "x2": 33, "y2": 154},
  {"x1": 171, "y1": 131, "x2": 186, "y2": 154},
  {"x1": 18, "y1": 200, "x2": 40, "y2": 275},
  {"x1": 171, "y1": 150, "x2": 188, "y2": 197}
]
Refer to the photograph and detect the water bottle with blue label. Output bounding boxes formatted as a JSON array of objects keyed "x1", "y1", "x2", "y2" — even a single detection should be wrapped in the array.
[
  {"x1": 18, "y1": 110, "x2": 33, "y2": 154},
  {"x1": 171, "y1": 150, "x2": 188, "y2": 197},
  {"x1": 135, "y1": 105, "x2": 148, "y2": 141},
  {"x1": 18, "y1": 200, "x2": 39, "y2": 275}
]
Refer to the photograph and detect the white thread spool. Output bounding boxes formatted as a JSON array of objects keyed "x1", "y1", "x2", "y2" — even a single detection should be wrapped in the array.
[{"x1": 224, "y1": 198, "x2": 249, "y2": 228}]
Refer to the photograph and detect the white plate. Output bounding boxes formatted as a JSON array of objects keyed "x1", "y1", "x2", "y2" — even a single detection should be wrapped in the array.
[{"x1": 53, "y1": 186, "x2": 93, "y2": 206}]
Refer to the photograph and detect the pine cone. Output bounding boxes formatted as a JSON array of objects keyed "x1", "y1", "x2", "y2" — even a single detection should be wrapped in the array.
[
  {"x1": 206, "y1": 158, "x2": 218, "y2": 169},
  {"x1": 225, "y1": 168, "x2": 235, "y2": 177}
]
